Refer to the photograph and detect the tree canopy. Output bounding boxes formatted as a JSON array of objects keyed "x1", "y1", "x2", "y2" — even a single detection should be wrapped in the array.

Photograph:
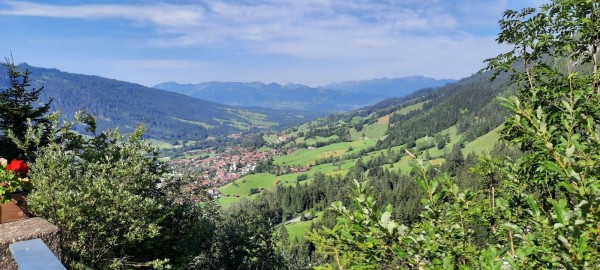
[
  {"x1": 308, "y1": 0, "x2": 600, "y2": 268},
  {"x1": 0, "y1": 57, "x2": 51, "y2": 160}
]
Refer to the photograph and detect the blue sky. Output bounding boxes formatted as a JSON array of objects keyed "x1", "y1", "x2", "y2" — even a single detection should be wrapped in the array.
[{"x1": 0, "y1": 0, "x2": 543, "y2": 87}]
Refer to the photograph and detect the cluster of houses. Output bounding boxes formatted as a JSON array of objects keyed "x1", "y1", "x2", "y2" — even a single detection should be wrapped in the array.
[
  {"x1": 169, "y1": 132, "x2": 319, "y2": 200},
  {"x1": 170, "y1": 146, "x2": 289, "y2": 189}
]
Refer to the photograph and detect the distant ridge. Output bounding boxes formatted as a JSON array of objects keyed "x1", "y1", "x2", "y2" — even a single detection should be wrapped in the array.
[
  {"x1": 324, "y1": 76, "x2": 456, "y2": 96},
  {"x1": 154, "y1": 77, "x2": 455, "y2": 112},
  {"x1": 0, "y1": 63, "x2": 322, "y2": 141}
]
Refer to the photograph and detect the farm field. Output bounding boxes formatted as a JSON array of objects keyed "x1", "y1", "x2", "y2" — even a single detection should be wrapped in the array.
[
  {"x1": 284, "y1": 212, "x2": 323, "y2": 241},
  {"x1": 218, "y1": 173, "x2": 277, "y2": 205},
  {"x1": 349, "y1": 123, "x2": 387, "y2": 140},
  {"x1": 208, "y1": 94, "x2": 508, "y2": 240},
  {"x1": 463, "y1": 125, "x2": 503, "y2": 155},
  {"x1": 273, "y1": 139, "x2": 374, "y2": 167}
]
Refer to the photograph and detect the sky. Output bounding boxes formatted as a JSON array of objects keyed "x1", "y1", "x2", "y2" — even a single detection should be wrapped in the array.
[{"x1": 0, "y1": 0, "x2": 544, "y2": 87}]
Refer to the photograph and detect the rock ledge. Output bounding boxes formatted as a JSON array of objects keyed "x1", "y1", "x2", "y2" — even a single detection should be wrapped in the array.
[{"x1": 0, "y1": 218, "x2": 61, "y2": 270}]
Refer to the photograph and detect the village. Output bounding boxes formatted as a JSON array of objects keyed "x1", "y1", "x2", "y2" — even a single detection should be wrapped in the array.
[{"x1": 168, "y1": 140, "x2": 312, "y2": 198}]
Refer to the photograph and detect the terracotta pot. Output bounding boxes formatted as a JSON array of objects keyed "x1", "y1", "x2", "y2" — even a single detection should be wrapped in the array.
[{"x1": 0, "y1": 193, "x2": 28, "y2": 224}]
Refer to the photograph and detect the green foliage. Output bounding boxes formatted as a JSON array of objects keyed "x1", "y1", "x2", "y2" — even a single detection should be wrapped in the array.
[
  {"x1": 297, "y1": 174, "x2": 309, "y2": 182},
  {"x1": 0, "y1": 158, "x2": 33, "y2": 203},
  {"x1": 0, "y1": 64, "x2": 317, "y2": 142},
  {"x1": 193, "y1": 200, "x2": 285, "y2": 269},
  {"x1": 308, "y1": 157, "x2": 487, "y2": 269},
  {"x1": 26, "y1": 113, "x2": 163, "y2": 268},
  {"x1": 307, "y1": 1, "x2": 600, "y2": 268},
  {"x1": 485, "y1": 2, "x2": 600, "y2": 266},
  {"x1": 443, "y1": 143, "x2": 465, "y2": 176},
  {"x1": 0, "y1": 57, "x2": 51, "y2": 160},
  {"x1": 380, "y1": 70, "x2": 511, "y2": 150},
  {"x1": 21, "y1": 112, "x2": 220, "y2": 269}
]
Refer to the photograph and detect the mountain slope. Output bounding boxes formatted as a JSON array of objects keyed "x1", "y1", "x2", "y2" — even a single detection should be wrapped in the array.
[
  {"x1": 155, "y1": 81, "x2": 361, "y2": 112},
  {"x1": 0, "y1": 64, "x2": 321, "y2": 141},
  {"x1": 154, "y1": 77, "x2": 454, "y2": 112},
  {"x1": 324, "y1": 76, "x2": 455, "y2": 96},
  {"x1": 212, "y1": 69, "x2": 513, "y2": 207}
]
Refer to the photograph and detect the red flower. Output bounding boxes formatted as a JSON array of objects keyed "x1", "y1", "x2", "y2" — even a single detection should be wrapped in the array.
[{"x1": 6, "y1": 159, "x2": 28, "y2": 176}]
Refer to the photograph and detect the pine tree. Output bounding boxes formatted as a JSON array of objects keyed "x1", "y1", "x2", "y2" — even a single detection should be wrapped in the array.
[
  {"x1": 443, "y1": 143, "x2": 463, "y2": 175},
  {"x1": 0, "y1": 57, "x2": 52, "y2": 160}
]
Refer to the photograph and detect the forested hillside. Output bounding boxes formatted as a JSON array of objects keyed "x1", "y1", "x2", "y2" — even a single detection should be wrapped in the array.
[
  {"x1": 3, "y1": 0, "x2": 599, "y2": 269},
  {"x1": 0, "y1": 64, "x2": 321, "y2": 141},
  {"x1": 192, "y1": 13, "x2": 600, "y2": 262},
  {"x1": 176, "y1": 50, "x2": 516, "y2": 257},
  {"x1": 379, "y1": 70, "x2": 512, "y2": 148}
]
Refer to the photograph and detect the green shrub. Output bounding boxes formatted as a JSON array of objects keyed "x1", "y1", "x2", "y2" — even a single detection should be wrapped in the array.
[{"x1": 21, "y1": 112, "x2": 219, "y2": 269}]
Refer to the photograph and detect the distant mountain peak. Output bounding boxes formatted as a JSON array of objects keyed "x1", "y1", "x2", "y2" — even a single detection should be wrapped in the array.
[
  {"x1": 153, "y1": 76, "x2": 456, "y2": 112},
  {"x1": 0, "y1": 64, "x2": 320, "y2": 141}
]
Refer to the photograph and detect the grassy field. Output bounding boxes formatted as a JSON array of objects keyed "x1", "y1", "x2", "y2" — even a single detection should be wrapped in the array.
[
  {"x1": 377, "y1": 114, "x2": 390, "y2": 124},
  {"x1": 397, "y1": 101, "x2": 426, "y2": 115},
  {"x1": 148, "y1": 138, "x2": 201, "y2": 150},
  {"x1": 227, "y1": 118, "x2": 252, "y2": 131},
  {"x1": 147, "y1": 139, "x2": 174, "y2": 149},
  {"x1": 218, "y1": 173, "x2": 277, "y2": 205},
  {"x1": 286, "y1": 221, "x2": 313, "y2": 241},
  {"x1": 377, "y1": 101, "x2": 427, "y2": 124},
  {"x1": 425, "y1": 127, "x2": 457, "y2": 157},
  {"x1": 172, "y1": 117, "x2": 217, "y2": 129},
  {"x1": 275, "y1": 142, "x2": 349, "y2": 166},
  {"x1": 273, "y1": 148, "x2": 319, "y2": 167},
  {"x1": 218, "y1": 172, "x2": 314, "y2": 206},
  {"x1": 381, "y1": 156, "x2": 445, "y2": 174},
  {"x1": 350, "y1": 123, "x2": 387, "y2": 140},
  {"x1": 274, "y1": 138, "x2": 379, "y2": 167},
  {"x1": 284, "y1": 211, "x2": 323, "y2": 241},
  {"x1": 258, "y1": 146, "x2": 273, "y2": 152},
  {"x1": 262, "y1": 133, "x2": 279, "y2": 144},
  {"x1": 463, "y1": 125, "x2": 503, "y2": 155},
  {"x1": 304, "y1": 135, "x2": 339, "y2": 146},
  {"x1": 223, "y1": 108, "x2": 278, "y2": 128},
  {"x1": 310, "y1": 159, "x2": 355, "y2": 176},
  {"x1": 381, "y1": 155, "x2": 413, "y2": 173},
  {"x1": 344, "y1": 139, "x2": 378, "y2": 155}
]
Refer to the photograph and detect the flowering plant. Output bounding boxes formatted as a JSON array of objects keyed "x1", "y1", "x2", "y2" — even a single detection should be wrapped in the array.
[{"x1": 0, "y1": 158, "x2": 32, "y2": 204}]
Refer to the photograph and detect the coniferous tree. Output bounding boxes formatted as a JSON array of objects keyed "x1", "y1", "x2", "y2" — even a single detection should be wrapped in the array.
[
  {"x1": 443, "y1": 143, "x2": 464, "y2": 175},
  {"x1": 0, "y1": 57, "x2": 52, "y2": 160}
]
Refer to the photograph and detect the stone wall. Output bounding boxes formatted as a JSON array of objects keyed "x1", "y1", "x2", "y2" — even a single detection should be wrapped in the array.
[{"x1": 0, "y1": 218, "x2": 61, "y2": 270}]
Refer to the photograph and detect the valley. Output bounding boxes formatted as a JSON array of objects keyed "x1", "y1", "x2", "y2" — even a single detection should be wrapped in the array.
[
  {"x1": 0, "y1": 64, "x2": 323, "y2": 141},
  {"x1": 3, "y1": 1, "x2": 598, "y2": 268},
  {"x1": 0, "y1": 54, "x2": 517, "y2": 268},
  {"x1": 164, "y1": 68, "x2": 511, "y2": 241}
]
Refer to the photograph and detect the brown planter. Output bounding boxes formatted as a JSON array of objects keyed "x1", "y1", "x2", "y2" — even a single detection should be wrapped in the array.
[{"x1": 0, "y1": 193, "x2": 28, "y2": 224}]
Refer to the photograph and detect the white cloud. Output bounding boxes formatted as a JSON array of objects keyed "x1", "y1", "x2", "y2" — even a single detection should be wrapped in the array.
[
  {"x1": 0, "y1": 0, "x2": 527, "y2": 84},
  {"x1": 0, "y1": 1, "x2": 204, "y2": 27}
]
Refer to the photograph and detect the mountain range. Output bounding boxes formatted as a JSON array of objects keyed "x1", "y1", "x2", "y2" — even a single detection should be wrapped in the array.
[
  {"x1": 153, "y1": 76, "x2": 455, "y2": 112},
  {"x1": 0, "y1": 63, "x2": 456, "y2": 142},
  {"x1": 0, "y1": 64, "x2": 322, "y2": 141}
]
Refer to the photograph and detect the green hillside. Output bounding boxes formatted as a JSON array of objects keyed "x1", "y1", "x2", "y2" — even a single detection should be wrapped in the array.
[
  {"x1": 217, "y1": 68, "x2": 514, "y2": 222},
  {"x1": 0, "y1": 64, "x2": 322, "y2": 141}
]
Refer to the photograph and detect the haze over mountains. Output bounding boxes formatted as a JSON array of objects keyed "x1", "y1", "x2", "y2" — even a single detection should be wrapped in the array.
[{"x1": 154, "y1": 76, "x2": 455, "y2": 112}]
